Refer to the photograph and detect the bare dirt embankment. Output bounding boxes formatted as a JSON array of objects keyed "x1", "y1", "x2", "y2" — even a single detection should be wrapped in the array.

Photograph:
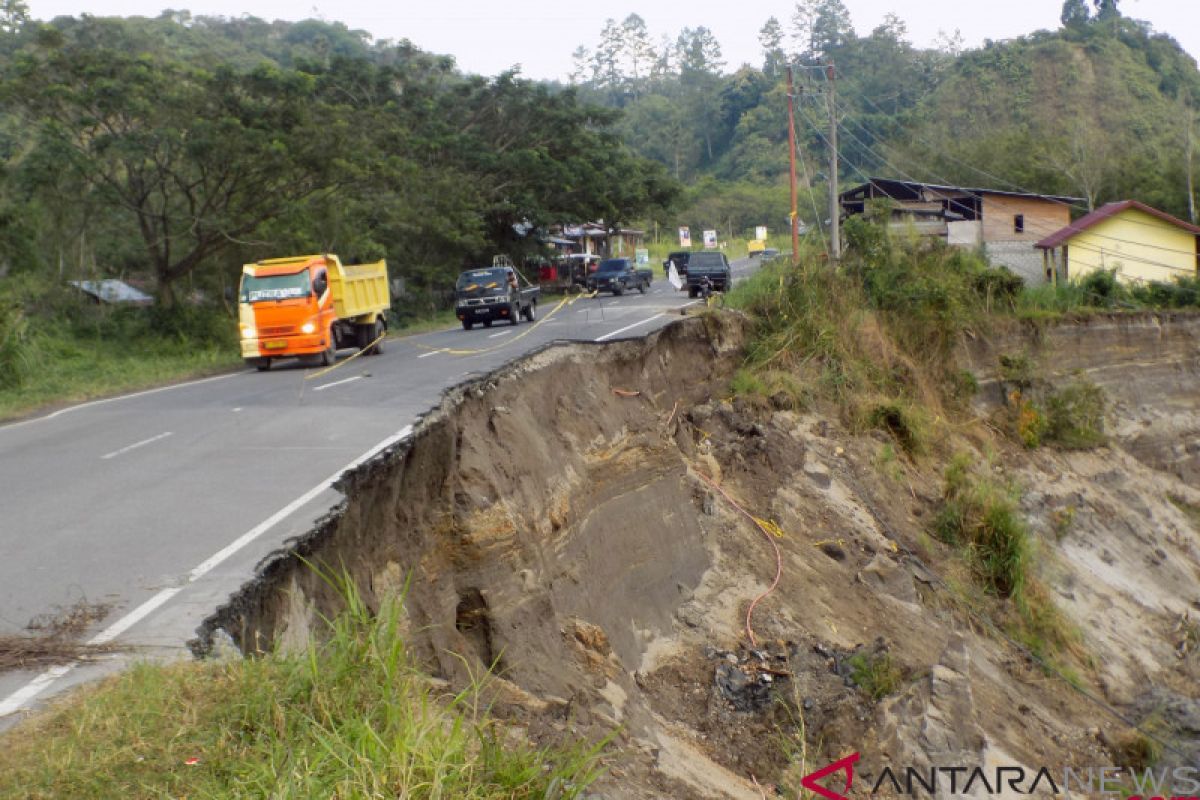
[{"x1": 195, "y1": 311, "x2": 1200, "y2": 798}]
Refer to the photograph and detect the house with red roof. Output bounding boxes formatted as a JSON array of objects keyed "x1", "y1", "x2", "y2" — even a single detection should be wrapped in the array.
[{"x1": 1035, "y1": 200, "x2": 1200, "y2": 285}]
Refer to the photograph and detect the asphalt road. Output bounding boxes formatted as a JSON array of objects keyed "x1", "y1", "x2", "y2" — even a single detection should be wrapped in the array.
[{"x1": 0, "y1": 258, "x2": 758, "y2": 722}]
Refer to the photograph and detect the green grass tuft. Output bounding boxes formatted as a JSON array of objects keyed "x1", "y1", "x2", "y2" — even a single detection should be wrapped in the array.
[{"x1": 847, "y1": 652, "x2": 903, "y2": 701}]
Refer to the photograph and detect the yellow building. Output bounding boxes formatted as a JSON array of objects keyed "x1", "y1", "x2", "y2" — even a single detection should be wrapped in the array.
[{"x1": 1035, "y1": 200, "x2": 1200, "y2": 285}]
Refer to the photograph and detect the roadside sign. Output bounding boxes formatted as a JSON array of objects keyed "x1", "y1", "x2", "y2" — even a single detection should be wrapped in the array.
[
  {"x1": 755, "y1": 226, "x2": 768, "y2": 241},
  {"x1": 635, "y1": 248, "x2": 649, "y2": 264},
  {"x1": 679, "y1": 227, "x2": 691, "y2": 247},
  {"x1": 703, "y1": 229, "x2": 717, "y2": 248}
]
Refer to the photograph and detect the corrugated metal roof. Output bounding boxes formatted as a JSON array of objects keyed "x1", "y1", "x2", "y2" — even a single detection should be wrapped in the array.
[
  {"x1": 1034, "y1": 200, "x2": 1200, "y2": 250},
  {"x1": 69, "y1": 280, "x2": 154, "y2": 304},
  {"x1": 841, "y1": 177, "x2": 1083, "y2": 206}
]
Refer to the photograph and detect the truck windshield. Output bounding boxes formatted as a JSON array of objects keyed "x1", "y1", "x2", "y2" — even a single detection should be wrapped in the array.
[
  {"x1": 457, "y1": 268, "x2": 509, "y2": 292},
  {"x1": 596, "y1": 259, "x2": 628, "y2": 273},
  {"x1": 240, "y1": 270, "x2": 310, "y2": 303}
]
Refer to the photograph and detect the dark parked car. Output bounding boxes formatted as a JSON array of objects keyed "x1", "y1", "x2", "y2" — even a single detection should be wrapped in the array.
[
  {"x1": 588, "y1": 258, "x2": 653, "y2": 296},
  {"x1": 455, "y1": 266, "x2": 539, "y2": 329},
  {"x1": 685, "y1": 251, "x2": 732, "y2": 298},
  {"x1": 663, "y1": 250, "x2": 691, "y2": 277}
]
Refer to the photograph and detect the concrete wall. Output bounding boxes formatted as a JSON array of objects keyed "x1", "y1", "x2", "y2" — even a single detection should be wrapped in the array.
[
  {"x1": 980, "y1": 195, "x2": 1071, "y2": 244},
  {"x1": 1066, "y1": 208, "x2": 1198, "y2": 284},
  {"x1": 948, "y1": 220, "x2": 982, "y2": 246},
  {"x1": 985, "y1": 240, "x2": 1047, "y2": 285}
]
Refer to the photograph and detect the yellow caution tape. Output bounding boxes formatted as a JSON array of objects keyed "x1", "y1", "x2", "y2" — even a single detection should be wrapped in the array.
[
  {"x1": 752, "y1": 517, "x2": 787, "y2": 538},
  {"x1": 305, "y1": 332, "x2": 385, "y2": 381}
]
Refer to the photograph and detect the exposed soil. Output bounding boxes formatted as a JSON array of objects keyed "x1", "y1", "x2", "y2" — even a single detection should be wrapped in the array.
[{"x1": 195, "y1": 311, "x2": 1200, "y2": 797}]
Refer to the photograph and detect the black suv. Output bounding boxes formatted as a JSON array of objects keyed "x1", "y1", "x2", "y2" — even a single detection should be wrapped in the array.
[
  {"x1": 663, "y1": 250, "x2": 691, "y2": 277},
  {"x1": 685, "y1": 251, "x2": 732, "y2": 297}
]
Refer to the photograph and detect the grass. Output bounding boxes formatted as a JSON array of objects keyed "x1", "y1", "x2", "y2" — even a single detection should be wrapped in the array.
[
  {"x1": 933, "y1": 454, "x2": 1082, "y2": 667},
  {"x1": 0, "y1": 579, "x2": 603, "y2": 799},
  {"x1": 0, "y1": 337, "x2": 239, "y2": 421},
  {"x1": 847, "y1": 652, "x2": 903, "y2": 701},
  {"x1": 724, "y1": 227, "x2": 1020, "y2": 455}
]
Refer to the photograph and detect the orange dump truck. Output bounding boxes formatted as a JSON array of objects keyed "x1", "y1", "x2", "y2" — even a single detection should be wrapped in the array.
[{"x1": 238, "y1": 254, "x2": 390, "y2": 371}]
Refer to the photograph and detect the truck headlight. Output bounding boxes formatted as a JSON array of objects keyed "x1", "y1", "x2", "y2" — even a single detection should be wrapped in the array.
[
  {"x1": 240, "y1": 325, "x2": 256, "y2": 339},
  {"x1": 301, "y1": 321, "x2": 316, "y2": 334}
]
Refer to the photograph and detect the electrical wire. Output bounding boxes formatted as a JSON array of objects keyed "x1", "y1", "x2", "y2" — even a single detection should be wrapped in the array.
[
  {"x1": 830, "y1": 111, "x2": 1200, "y2": 275},
  {"x1": 855, "y1": 90, "x2": 1200, "y2": 236}
]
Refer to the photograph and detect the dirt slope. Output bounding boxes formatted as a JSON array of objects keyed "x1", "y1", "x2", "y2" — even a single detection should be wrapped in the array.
[{"x1": 197, "y1": 311, "x2": 1200, "y2": 797}]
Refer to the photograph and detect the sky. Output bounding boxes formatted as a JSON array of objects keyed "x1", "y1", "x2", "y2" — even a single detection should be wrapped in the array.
[{"x1": 23, "y1": 0, "x2": 1200, "y2": 81}]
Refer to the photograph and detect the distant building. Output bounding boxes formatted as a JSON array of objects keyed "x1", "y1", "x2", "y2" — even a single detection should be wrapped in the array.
[
  {"x1": 839, "y1": 178, "x2": 1081, "y2": 284},
  {"x1": 553, "y1": 222, "x2": 645, "y2": 258},
  {"x1": 1035, "y1": 200, "x2": 1200, "y2": 285}
]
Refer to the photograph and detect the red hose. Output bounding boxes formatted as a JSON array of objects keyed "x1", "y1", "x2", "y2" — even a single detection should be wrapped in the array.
[{"x1": 696, "y1": 471, "x2": 783, "y2": 648}]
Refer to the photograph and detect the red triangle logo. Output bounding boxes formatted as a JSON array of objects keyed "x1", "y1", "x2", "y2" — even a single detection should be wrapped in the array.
[{"x1": 800, "y1": 752, "x2": 860, "y2": 800}]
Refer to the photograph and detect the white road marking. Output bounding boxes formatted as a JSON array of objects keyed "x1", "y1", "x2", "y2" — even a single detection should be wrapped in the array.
[
  {"x1": 312, "y1": 375, "x2": 363, "y2": 392},
  {"x1": 0, "y1": 373, "x2": 236, "y2": 434},
  {"x1": 487, "y1": 330, "x2": 513, "y2": 339},
  {"x1": 595, "y1": 314, "x2": 665, "y2": 342},
  {"x1": 417, "y1": 350, "x2": 443, "y2": 358},
  {"x1": 232, "y1": 407, "x2": 242, "y2": 413},
  {"x1": 100, "y1": 431, "x2": 173, "y2": 460},
  {"x1": 0, "y1": 423, "x2": 416, "y2": 719}
]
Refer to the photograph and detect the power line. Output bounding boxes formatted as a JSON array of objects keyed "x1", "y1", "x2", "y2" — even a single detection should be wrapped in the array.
[
  {"x1": 855, "y1": 90, "x2": 1198, "y2": 238},
  {"x1": 833, "y1": 113, "x2": 1200, "y2": 273}
]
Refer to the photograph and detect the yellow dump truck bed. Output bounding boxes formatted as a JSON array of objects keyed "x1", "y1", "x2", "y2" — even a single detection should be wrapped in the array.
[{"x1": 330, "y1": 258, "x2": 390, "y2": 321}]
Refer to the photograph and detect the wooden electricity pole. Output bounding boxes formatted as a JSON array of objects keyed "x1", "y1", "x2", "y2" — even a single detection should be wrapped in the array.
[{"x1": 787, "y1": 66, "x2": 801, "y2": 264}]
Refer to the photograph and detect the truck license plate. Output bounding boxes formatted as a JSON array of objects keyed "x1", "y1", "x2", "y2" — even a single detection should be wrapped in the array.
[
  {"x1": 264, "y1": 340, "x2": 288, "y2": 350},
  {"x1": 474, "y1": 308, "x2": 489, "y2": 315}
]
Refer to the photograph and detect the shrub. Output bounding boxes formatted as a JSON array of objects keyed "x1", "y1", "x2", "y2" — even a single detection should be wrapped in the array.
[
  {"x1": 867, "y1": 400, "x2": 928, "y2": 455},
  {"x1": 1078, "y1": 268, "x2": 1128, "y2": 308},
  {"x1": 934, "y1": 454, "x2": 1029, "y2": 599},
  {"x1": 0, "y1": 302, "x2": 30, "y2": 390},
  {"x1": 1043, "y1": 379, "x2": 1106, "y2": 449}
]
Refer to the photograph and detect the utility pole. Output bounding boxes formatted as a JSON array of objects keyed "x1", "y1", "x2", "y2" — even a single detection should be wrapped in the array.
[
  {"x1": 786, "y1": 66, "x2": 800, "y2": 264},
  {"x1": 826, "y1": 61, "x2": 840, "y2": 263},
  {"x1": 1188, "y1": 108, "x2": 1196, "y2": 225}
]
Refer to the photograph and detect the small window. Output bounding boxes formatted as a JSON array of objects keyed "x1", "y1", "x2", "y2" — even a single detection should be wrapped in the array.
[{"x1": 1014, "y1": 214, "x2": 1025, "y2": 234}]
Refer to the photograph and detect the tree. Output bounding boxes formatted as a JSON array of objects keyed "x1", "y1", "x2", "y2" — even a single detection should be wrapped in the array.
[
  {"x1": 8, "y1": 30, "x2": 351, "y2": 303},
  {"x1": 1093, "y1": 0, "x2": 1119, "y2": 21},
  {"x1": 621, "y1": 14, "x2": 655, "y2": 87},
  {"x1": 591, "y1": 18, "x2": 625, "y2": 101},
  {"x1": 790, "y1": 1, "x2": 817, "y2": 61},
  {"x1": 569, "y1": 45, "x2": 590, "y2": 85},
  {"x1": 0, "y1": 0, "x2": 28, "y2": 37},
  {"x1": 675, "y1": 27, "x2": 726, "y2": 162},
  {"x1": 810, "y1": 0, "x2": 855, "y2": 58},
  {"x1": 759, "y1": 16, "x2": 786, "y2": 77},
  {"x1": 1061, "y1": 0, "x2": 1090, "y2": 28}
]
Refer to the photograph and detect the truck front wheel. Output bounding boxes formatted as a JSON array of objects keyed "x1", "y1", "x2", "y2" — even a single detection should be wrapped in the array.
[
  {"x1": 319, "y1": 330, "x2": 336, "y2": 367},
  {"x1": 247, "y1": 357, "x2": 271, "y2": 372},
  {"x1": 525, "y1": 301, "x2": 536, "y2": 322},
  {"x1": 509, "y1": 303, "x2": 519, "y2": 325},
  {"x1": 462, "y1": 319, "x2": 473, "y2": 330},
  {"x1": 638, "y1": 280, "x2": 647, "y2": 294}
]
